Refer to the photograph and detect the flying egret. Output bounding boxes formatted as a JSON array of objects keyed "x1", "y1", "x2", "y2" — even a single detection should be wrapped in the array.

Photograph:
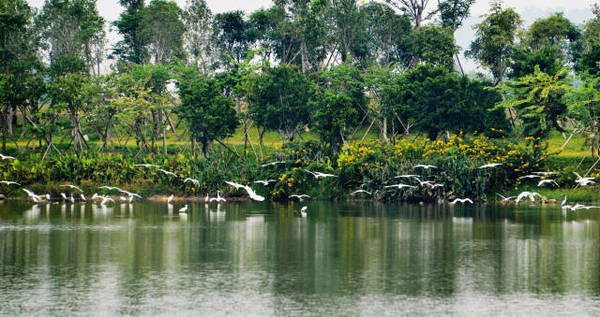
[
  {"x1": 350, "y1": 189, "x2": 372, "y2": 196},
  {"x1": 179, "y1": 204, "x2": 188, "y2": 214},
  {"x1": 101, "y1": 196, "x2": 115, "y2": 205},
  {"x1": 119, "y1": 196, "x2": 128, "y2": 202},
  {"x1": 300, "y1": 206, "x2": 307, "y2": 217},
  {"x1": 537, "y1": 179, "x2": 559, "y2": 187},
  {"x1": 99, "y1": 185, "x2": 121, "y2": 191},
  {"x1": 167, "y1": 194, "x2": 174, "y2": 204},
  {"x1": 134, "y1": 164, "x2": 159, "y2": 168},
  {"x1": 183, "y1": 178, "x2": 200, "y2": 186},
  {"x1": 0, "y1": 154, "x2": 15, "y2": 160},
  {"x1": 304, "y1": 169, "x2": 338, "y2": 179},
  {"x1": 91, "y1": 193, "x2": 100, "y2": 200},
  {"x1": 80, "y1": 194, "x2": 86, "y2": 201},
  {"x1": 254, "y1": 179, "x2": 277, "y2": 186},
  {"x1": 225, "y1": 181, "x2": 266, "y2": 201},
  {"x1": 414, "y1": 164, "x2": 437, "y2": 170},
  {"x1": 118, "y1": 189, "x2": 142, "y2": 199},
  {"x1": 515, "y1": 191, "x2": 542, "y2": 204},
  {"x1": 22, "y1": 188, "x2": 41, "y2": 202},
  {"x1": 0, "y1": 181, "x2": 20, "y2": 186},
  {"x1": 60, "y1": 184, "x2": 83, "y2": 192},
  {"x1": 449, "y1": 198, "x2": 473, "y2": 205},
  {"x1": 290, "y1": 194, "x2": 311, "y2": 201},
  {"x1": 394, "y1": 174, "x2": 421, "y2": 179},
  {"x1": 427, "y1": 183, "x2": 444, "y2": 189},
  {"x1": 534, "y1": 171, "x2": 557, "y2": 176},
  {"x1": 260, "y1": 161, "x2": 286, "y2": 168},
  {"x1": 573, "y1": 172, "x2": 596, "y2": 186},
  {"x1": 496, "y1": 193, "x2": 516, "y2": 202},
  {"x1": 384, "y1": 184, "x2": 416, "y2": 189},
  {"x1": 60, "y1": 193, "x2": 68, "y2": 200},
  {"x1": 518, "y1": 175, "x2": 541, "y2": 180},
  {"x1": 479, "y1": 163, "x2": 503, "y2": 169},
  {"x1": 70, "y1": 195, "x2": 75, "y2": 203},
  {"x1": 158, "y1": 169, "x2": 178, "y2": 177}
]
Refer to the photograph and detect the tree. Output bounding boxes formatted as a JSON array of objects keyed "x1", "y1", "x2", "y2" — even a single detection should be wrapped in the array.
[
  {"x1": 496, "y1": 66, "x2": 571, "y2": 153},
  {"x1": 329, "y1": 0, "x2": 368, "y2": 63},
  {"x1": 411, "y1": 24, "x2": 457, "y2": 70},
  {"x1": 139, "y1": 0, "x2": 185, "y2": 64},
  {"x1": 246, "y1": 64, "x2": 313, "y2": 154},
  {"x1": 113, "y1": 0, "x2": 147, "y2": 64},
  {"x1": 211, "y1": 11, "x2": 255, "y2": 67},
  {"x1": 176, "y1": 66, "x2": 238, "y2": 156},
  {"x1": 361, "y1": 2, "x2": 413, "y2": 67},
  {"x1": 437, "y1": 0, "x2": 475, "y2": 75},
  {"x1": 385, "y1": 0, "x2": 433, "y2": 29},
  {"x1": 466, "y1": 1, "x2": 521, "y2": 85},
  {"x1": 36, "y1": 0, "x2": 105, "y2": 73},
  {"x1": 183, "y1": 0, "x2": 213, "y2": 70},
  {"x1": 576, "y1": 4, "x2": 600, "y2": 75},
  {"x1": 509, "y1": 44, "x2": 562, "y2": 79},
  {"x1": 569, "y1": 74, "x2": 600, "y2": 156},
  {"x1": 381, "y1": 65, "x2": 507, "y2": 139},
  {"x1": 312, "y1": 63, "x2": 365, "y2": 153}
]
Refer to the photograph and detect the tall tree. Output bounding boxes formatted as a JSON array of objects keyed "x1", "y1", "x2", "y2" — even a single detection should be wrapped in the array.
[
  {"x1": 466, "y1": 1, "x2": 521, "y2": 85},
  {"x1": 411, "y1": 24, "x2": 457, "y2": 70},
  {"x1": 140, "y1": 0, "x2": 185, "y2": 64},
  {"x1": 37, "y1": 0, "x2": 105, "y2": 73},
  {"x1": 183, "y1": 0, "x2": 213, "y2": 70},
  {"x1": 176, "y1": 66, "x2": 238, "y2": 156},
  {"x1": 211, "y1": 11, "x2": 255, "y2": 67},
  {"x1": 385, "y1": 0, "x2": 433, "y2": 29},
  {"x1": 113, "y1": 0, "x2": 147, "y2": 64},
  {"x1": 362, "y1": 2, "x2": 413, "y2": 67}
]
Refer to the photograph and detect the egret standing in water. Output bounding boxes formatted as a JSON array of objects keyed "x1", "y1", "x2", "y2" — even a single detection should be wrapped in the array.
[
  {"x1": 167, "y1": 194, "x2": 174, "y2": 204},
  {"x1": 300, "y1": 206, "x2": 308, "y2": 217},
  {"x1": 179, "y1": 204, "x2": 188, "y2": 214}
]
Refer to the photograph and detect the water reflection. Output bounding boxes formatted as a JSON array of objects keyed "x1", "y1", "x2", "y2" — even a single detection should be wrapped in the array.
[{"x1": 1, "y1": 201, "x2": 600, "y2": 315}]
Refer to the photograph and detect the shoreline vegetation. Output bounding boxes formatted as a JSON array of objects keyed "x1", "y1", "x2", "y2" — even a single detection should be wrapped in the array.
[
  {"x1": 2, "y1": 132, "x2": 599, "y2": 204},
  {"x1": 2, "y1": 1, "x2": 600, "y2": 205}
]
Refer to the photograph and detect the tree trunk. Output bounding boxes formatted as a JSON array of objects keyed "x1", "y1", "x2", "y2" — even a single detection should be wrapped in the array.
[
  {"x1": 382, "y1": 117, "x2": 388, "y2": 143},
  {"x1": 243, "y1": 120, "x2": 248, "y2": 159},
  {"x1": 160, "y1": 111, "x2": 167, "y2": 155},
  {"x1": 191, "y1": 136, "x2": 196, "y2": 157},
  {"x1": 258, "y1": 128, "x2": 265, "y2": 160}
]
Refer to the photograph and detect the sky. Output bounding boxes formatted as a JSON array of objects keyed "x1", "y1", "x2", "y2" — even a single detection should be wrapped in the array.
[{"x1": 26, "y1": 0, "x2": 596, "y2": 72}]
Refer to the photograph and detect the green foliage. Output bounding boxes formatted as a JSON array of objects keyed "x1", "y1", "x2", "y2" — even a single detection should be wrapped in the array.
[
  {"x1": 381, "y1": 65, "x2": 507, "y2": 139},
  {"x1": 312, "y1": 63, "x2": 365, "y2": 153},
  {"x1": 246, "y1": 64, "x2": 313, "y2": 142},
  {"x1": 466, "y1": 1, "x2": 521, "y2": 84},
  {"x1": 140, "y1": 0, "x2": 185, "y2": 64},
  {"x1": 496, "y1": 66, "x2": 571, "y2": 151},
  {"x1": 412, "y1": 25, "x2": 458, "y2": 70},
  {"x1": 509, "y1": 44, "x2": 563, "y2": 79},
  {"x1": 176, "y1": 65, "x2": 239, "y2": 156}
]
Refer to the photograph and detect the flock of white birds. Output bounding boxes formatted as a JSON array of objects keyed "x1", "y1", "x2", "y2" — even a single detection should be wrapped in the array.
[{"x1": 1, "y1": 152, "x2": 599, "y2": 216}]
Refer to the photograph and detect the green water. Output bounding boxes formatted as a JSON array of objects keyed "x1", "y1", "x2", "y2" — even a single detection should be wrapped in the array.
[{"x1": 1, "y1": 200, "x2": 600, "y2": 315}]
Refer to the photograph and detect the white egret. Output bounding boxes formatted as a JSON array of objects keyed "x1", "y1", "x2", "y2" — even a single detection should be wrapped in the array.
[
  {"x1": 128, "y1": 195, "x2": 134, "y2": 203},
  {"x1": 300, "y1": 206, "x2": 307, "y2": 217},
  {"x1": 119, "y1": 196, "x2": 128, "y2": 202},
  {"x1": 70, "y1": 195, "x2": 75, "y2": 203},
  {"x1": 0, "y1": 154, "x2": 15, "y2": 160},
  {"x1": 60, "y1": 184, "x2": 83, "y2": 192},
  {"x1": 384, "y1": 184, "x2": 416, "y2": 190},
  {"x1": 91, "y1": 193, "x2": 100, "y2": 200},
  {"x1": 561, "y1": 195, "x2": 567, "y2": 206},
  {"x1": 183, "y1": 178, "x2": 200, "y2": 186},
  {"x1": 304, "y1": 169, "x2": 338, "y2": 179},
  {"x1": 534, "y1": 171, "x2": 557, "y2": 176},
  {"x1": 290, "y1": 194, "x2": 311, "y2": 201},
  {"x1": 99, "y1": 185, "x2": 121, "y2": 191},
  {"x1": 22, "y1": 188, "x2": 41, "y2": 202},
  {"x1": 573, "y1": 172, "x2": 596, "y2": 186},
  {"x1": 350, "y1": 189, "x2": 372, "y2": 196},
  {"x1": 414, "y1": 164, "x2": 437, "y2": 170},
  {"x1": 260, "y1": 161, "x2": 285, "y2": 167},
  {"x1": 118, "y1": 189, "x2": 142, "y2": 199},
  {"x1": 479, "y1": 163, "x2": 503, "y2": 169},
  {"x1": 254, "y1": 179, "x2": 276, "y2": 186},
  {"x1": 158, "y1": 169, "x2": 178, "y2": 177},
  {"x1": 537, "y1": 179, "x2": 559, "y2": 187},
  {"x1": 179, "y1": 204, "x2": 188, "y2": 214},
  {"x1": 209, "y1": 191, "x2": 226, "y2": 203},
  {"x1": 394, "y1": 174, "x2": 420, "y2": 179},
  {"x1": 60, "y1": 193, "x2": 68, "y2": 200},
  {"x1": 167, "y1": 194, "x2": 174, "y2": 204},
  {"x1": 225, "y1": 181, "x2": 266, "y2": 201},
  {"x1": 518, "y1": 175, "x2": 541, "y2": 180},
  {"x1": 515, "y1": 191, "x2": 542, "y2": 204},
  {"x1": 80, "y1": 194, "x2": 86, "y2": 201},
  {"x1": 496, "y1": 193, "x2": 516, "y2": 202},
  {"x1": 0, "y1": 181, "x2": 20, "y2": 186},
  {"x1": 46, "y1": 194, "x2": 51, "y2": 201},
  {"x1": 449, "y1": 198, "x2": 473, "y2": 205},
  {"x1": 134, "y1": 164, "x2": 159, "y2": 168},
  {"x1": 101, "y1": 196, "x2": 115, "y2": 205}
]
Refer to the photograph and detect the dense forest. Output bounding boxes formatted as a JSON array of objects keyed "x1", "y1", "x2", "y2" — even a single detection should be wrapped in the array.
[{"x1": 1, "y1": 0, "x2": 600, "y2": 201}]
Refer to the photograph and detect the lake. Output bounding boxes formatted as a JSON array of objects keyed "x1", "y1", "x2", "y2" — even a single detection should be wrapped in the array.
[{"x1": 1, "y1": 200, "x2": 600, "y2": 316}]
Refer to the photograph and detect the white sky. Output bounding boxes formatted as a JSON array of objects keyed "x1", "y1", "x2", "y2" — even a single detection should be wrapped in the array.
[{"x1": 26, "y1": 0, "x2": 596, "y2": 72}]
